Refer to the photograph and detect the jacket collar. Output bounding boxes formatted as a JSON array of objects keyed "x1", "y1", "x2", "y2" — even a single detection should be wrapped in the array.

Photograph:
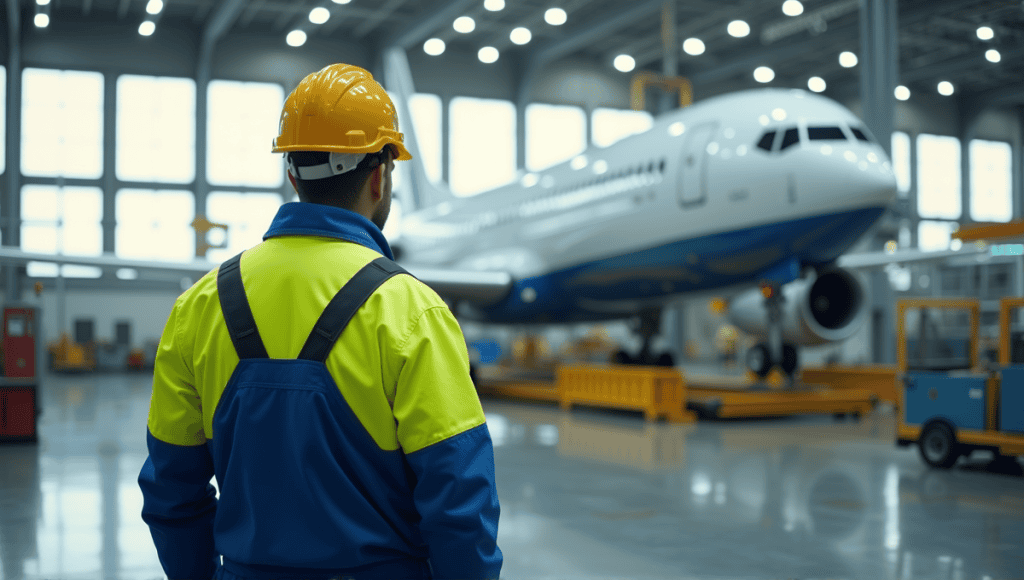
[{"x1": 263, "y1": 202, "x2": 394, "y2": 260}]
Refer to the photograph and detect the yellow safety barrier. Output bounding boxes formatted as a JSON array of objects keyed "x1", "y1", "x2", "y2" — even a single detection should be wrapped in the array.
[
  {"x1": 800, "y1": 365, "x2": 899, "y2": 405},
  {"x1": 556, "y1": 364, "x2": 693, "y2": 422}
]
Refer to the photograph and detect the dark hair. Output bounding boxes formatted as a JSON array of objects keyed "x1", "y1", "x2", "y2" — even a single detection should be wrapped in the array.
[{"x1": 289, "y1": 147, "x2": 393, "y2": 208}]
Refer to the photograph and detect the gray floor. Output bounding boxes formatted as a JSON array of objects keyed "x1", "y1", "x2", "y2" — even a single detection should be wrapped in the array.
[{"x1": 1, "y1": 371, "x2": 1022, "y2": 580}]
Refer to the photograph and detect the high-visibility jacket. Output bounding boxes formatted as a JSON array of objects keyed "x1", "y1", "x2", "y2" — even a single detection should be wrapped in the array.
[{"x1": 138, "y1": 202, "x2": 502, "y2": 580}]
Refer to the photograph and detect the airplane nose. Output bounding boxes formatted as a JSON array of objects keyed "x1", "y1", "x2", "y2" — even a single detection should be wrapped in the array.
[{"x1": 834, "y1": 147, "x2": 897, "y2": 207}]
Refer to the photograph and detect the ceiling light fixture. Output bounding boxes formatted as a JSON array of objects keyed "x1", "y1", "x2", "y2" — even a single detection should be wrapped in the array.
[
  {"x1": 937, "y1": 81, "x2": 954, "y2": 96},
  {"x1": 545, "y1": 8, "x2": 567, "y2": 26},
  {"x1": 976, "y1": 26, "x2": 994, "y2": 40},
  {"x1": 727, "y1": 20, "x2": 750, "y2": 38},
  {"x1": 839, "y1": 51, "x2": 858, "y2": 67},
  {"x1": 683, "y1": 38, "x2": 705, "y2": 56},
  {"x1": 146, "y1": 0, "x2": 163, "y2": 15},
  {"x1": 782, "y1": 0, "x2": 804, "y2": 16},
  {"x1": 34, "y1": 12, "x2": 49, "y2": 27},
  {"x1": 309, "y1": 7, "x2": 330, "y2": 24},
  {"x1": 894, "y1": 85, "x2": 910, "y2": 100},
  {"x1": 286, "y1": 29, "x2": 307, "y2": 47},
  {"x1": 454, "y1": 16, "x2": 476, "y2": 33},
  {"x1": 754, "y1": 66, "x2": 775, "y2": 83},
  {"x1": 478, "y1": 46, "x2": 500, "y2": 64},
  {"x1": 807, "y1": 76, "x2": 826, "y2": 92},
  {"x1": 139, "y1": 20, "x2": 156, "y2": 36},
  {"x1": 331, "y1": 0, "x2": 351, "y2": 3},
  {"x1": 484, "y1": 0, "x2": 505, "y2": 10},
  {"x1": 613, "y1": 54, "x2": 636, "y2": 73},
  {"x1": 986, "y1": 49, "x2": 1001, "y2": 63},
  {"x1": 35, "y1": 0, "x2": 50, "y2": 5},
  {"x1": 510, "y1": 27, "x2": 532, "y2": 45},
  {"x1": 424, "y1": 38, "x2": 446, "y2": 56}
]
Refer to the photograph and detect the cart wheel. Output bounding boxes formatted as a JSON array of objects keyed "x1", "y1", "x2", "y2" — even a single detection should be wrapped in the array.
[
  {"x1": 746, "y1": 343, "x2": 772, "y2": 379},
  {"x1": 613, "y1": 350, "x2": 633, "y2": 365},
  {"x1": 919, "y1": 423, "x2": 961, "y2": 469},
  {"x1": 657, "y1": 352, "x2": 675, "y2": 367}
]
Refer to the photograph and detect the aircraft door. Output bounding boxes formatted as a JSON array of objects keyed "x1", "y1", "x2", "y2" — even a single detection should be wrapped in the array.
[{"x1": 678, "y1": 122, "x2": 717, "y2": 207}]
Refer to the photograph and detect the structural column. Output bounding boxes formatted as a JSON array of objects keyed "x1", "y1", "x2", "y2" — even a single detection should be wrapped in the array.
[
  {"x1": 102, "y1": 75, "x2": 118, "y2": 259},
  {"x1": 859, "y1": 0, "x2": 898, "y2": 157},
  {"x1": 5, "y1": 0, "x2": 22, "y2": 300}
]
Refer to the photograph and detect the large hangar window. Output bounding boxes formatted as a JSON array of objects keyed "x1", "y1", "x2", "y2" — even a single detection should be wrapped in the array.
[
  {"x1": 20, "y1": 185, "x2": 103, "y2": 278},
  {"x1": 21, "y1": 68, "x2": 104, "y2": 179},
  {"x1": 918, "y1": 220, "x2": 957, "y2": 252},
  {"x1": 891, "y1": 132, "x2": 911, "y2": 198},
  {"x1": 591, "y1": 108, "x2": 653, "y2": 148},
  {"x1": 205, "y1": 192, "x2": 283, "y2": 263},
  {"x1": 115, "y1": 189, "x2": 195, "y2": 261},
  {"x1": 207, "y1": 80, "x2": 284, "y2": 188},
  {"x1": 409, "y1": 94, "x2": 443, "y2": 184},
  {"x1": 116, "y1": 75, "x2": 196, "y2": 184},
  {"x1": 916, "y1": 134, "x2": 961, "y2": 220},
  {"x1": 449, "y1": 97, "x2": 516, "y2": 196},
  {"x1": 969, "y1": 139, "x2": 1012, "y2": 223},
  {"x1": 527, "y1": 103, "x2": 586, "y2": 172}
]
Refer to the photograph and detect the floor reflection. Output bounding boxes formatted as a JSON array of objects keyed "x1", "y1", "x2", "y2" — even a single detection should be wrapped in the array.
[{"x1": 0, "y1": 374, "x2": 1021, "y2": 580}]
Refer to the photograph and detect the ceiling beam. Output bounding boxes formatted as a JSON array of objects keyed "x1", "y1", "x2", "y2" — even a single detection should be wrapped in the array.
[
  {"x1": 390, "y1": 0, "x2": 479, "y2": 50},
  {"x1": 353, "y1": 0, "x2": 406, "y2": 39},
  {"x1": 83, "y1": 0, "x2": 92, "y2": 17},
  {"x1": 238, "y1": 0, "x2": 266, "y2": 28},
  {"x1": 117, "y1": 0, "x2": 131, "y2": 19},
  {"x1": 900, "y1": 44, "x2": 1024, "y2": 85}
]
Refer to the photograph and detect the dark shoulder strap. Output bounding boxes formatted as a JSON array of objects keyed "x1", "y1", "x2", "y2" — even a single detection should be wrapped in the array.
[
  {"x1": 298, "y1": 257, "x2": 410, "y2": 363},
  {"x1": 217, "y1": 252, "x2": 270, "y2": 360}
]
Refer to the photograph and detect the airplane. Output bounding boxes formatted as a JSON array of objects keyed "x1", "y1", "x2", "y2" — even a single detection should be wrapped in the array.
[{"x1": 0, "y1": 47, "x2": 989, "y2": 381}]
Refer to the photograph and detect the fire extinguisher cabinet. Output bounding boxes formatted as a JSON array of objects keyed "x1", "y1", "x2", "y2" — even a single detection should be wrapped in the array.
[{"x1": 1, "y1": 305, "x2": 39, "y2": 443}]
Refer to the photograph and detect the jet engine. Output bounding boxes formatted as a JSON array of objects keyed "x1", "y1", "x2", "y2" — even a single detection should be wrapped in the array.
[{"x1": 726, "y1": 268, "x2": 867, "y2": 346}]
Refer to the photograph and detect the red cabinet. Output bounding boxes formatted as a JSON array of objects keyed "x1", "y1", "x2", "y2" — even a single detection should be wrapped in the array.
[{"x1": 0, "y1": 388, "x2": 36, "y2": 440}]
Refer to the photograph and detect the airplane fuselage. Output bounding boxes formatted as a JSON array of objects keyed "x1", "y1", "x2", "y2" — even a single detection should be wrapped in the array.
[{"x1": 401, "y1": 89, "x2": 897, "y2": 323}]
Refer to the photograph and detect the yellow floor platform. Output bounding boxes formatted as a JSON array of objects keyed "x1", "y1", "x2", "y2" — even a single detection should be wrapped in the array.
[{"x1": 477, "y1": 365, "x2": 879, "y2": 421}]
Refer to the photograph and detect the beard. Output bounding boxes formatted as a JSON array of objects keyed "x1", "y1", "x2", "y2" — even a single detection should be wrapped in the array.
[{"x1": 371, "y1": 189, "x2": 391, "y2": 231}]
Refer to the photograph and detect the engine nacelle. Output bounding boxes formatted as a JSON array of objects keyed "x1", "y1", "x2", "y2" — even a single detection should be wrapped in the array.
[{"x1": 727, "y1": 268, "x2": 867, "y2": 346}]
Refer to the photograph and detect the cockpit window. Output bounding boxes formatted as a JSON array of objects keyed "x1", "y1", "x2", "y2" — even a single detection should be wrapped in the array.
[
  {"x1": 756, "y1": 130, "x2": 776, "y2": 151},
  {"x1": 850, "y1": 127, "x2": 871, "y2": 142},
  {"x1": 807, "y1": 127, "x2": 848, "y2": 141},
  {"x1": 779, "y1": 128, "x2": 800, "y2": 151}
]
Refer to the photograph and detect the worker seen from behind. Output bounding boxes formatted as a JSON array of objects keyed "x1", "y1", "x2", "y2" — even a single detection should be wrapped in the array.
[{"x1": 138, "y1": 64, "x2": 502, "y2": 580}]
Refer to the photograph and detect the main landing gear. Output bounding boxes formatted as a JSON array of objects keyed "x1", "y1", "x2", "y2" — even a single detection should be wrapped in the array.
[
  {"x1": 613, "y1": 308, "x2": 676, "y2": 367},
  {"x1": 745, "y1": 282, "x2": 799, "y2": 383}
]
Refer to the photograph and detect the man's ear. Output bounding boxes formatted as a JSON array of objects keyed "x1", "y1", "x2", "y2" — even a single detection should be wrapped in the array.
[
  {"x1": 287, "y1": 171, "x2": 298, "y2": 193},
  {"x1": 370, "y1": 164, "x2": 386, "y2": 200}
]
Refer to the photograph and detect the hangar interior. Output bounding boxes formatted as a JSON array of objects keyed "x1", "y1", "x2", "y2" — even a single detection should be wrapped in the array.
[{"x1": 1, "y1": 0, "x2": 1023, "y2": 579}]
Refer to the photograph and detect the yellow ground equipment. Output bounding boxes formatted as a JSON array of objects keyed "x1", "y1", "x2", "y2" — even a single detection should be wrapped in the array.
[
  {"x1": 895, "y1": 298, "x2": 1024, "y2": 468},
  {"x1": 48, "y1": 333, "x2": 96, "y2": 372}
]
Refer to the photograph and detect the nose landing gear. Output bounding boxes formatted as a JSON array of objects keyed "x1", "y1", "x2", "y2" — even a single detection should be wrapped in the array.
[{"x1": 746, "y1": 282, "x2": 799, "y2": 383}]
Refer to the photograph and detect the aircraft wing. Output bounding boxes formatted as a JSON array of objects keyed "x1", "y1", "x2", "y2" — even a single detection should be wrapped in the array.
[
  {"x1": 836, "y1": 245, "x2": 990, "y2": 269},
  {"x1": 0, "y1": 246, "x2": 514, "y2": 305},
  {"x1": 0, "y1": 246, "x2": 216, "y2": 275},
  {"x1": 401, "y1": 266, "x2": 513, "y2": 305}
]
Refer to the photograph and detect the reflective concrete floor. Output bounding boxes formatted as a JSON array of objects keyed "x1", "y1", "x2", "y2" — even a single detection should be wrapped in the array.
[{"x1": 1, "y1": 372, "x2": 1022, "y2": 580}]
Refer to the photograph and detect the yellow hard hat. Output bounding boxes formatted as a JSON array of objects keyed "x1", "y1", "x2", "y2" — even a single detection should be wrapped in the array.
[{"x1": 272, "y1": 63, "x2": 412, "y2": 162}]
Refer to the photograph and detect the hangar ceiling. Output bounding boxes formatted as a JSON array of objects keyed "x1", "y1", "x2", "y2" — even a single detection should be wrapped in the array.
[{"x1": 16, "y1": 0, "x2": 1024, "y2": 107}]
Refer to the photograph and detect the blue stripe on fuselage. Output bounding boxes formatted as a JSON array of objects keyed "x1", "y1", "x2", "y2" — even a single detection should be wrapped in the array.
[{"x1": 477, "y1": 206, "x2": 886, "y2": 323}]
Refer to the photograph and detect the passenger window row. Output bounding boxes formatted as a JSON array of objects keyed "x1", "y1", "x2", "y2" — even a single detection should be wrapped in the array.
[{"x1": 755, "y1": 125, "x2": 873, "y2": 153}]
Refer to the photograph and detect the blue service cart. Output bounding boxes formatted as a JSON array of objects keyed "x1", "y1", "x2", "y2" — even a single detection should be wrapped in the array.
[{"x1": 896, "y1": 298, "x2": 1024, "y2": 468}]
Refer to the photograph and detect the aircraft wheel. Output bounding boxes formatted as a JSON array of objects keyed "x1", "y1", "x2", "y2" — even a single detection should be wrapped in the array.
[
  {"x1": 657, "y1": 352, "x2": 675, "y2": 367},
  {"x1": 780, "y1": 343, "x2": 798, "y2": 378},
  {"x1": 919, "y1": 423, "x2": 961, "y2": 469},
  {"x1": 746, "y1": 343, "x2": 772, "y2": 379},
  {"x1": 613, "y1": 350, "x2": 634, "y2": 365}
]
